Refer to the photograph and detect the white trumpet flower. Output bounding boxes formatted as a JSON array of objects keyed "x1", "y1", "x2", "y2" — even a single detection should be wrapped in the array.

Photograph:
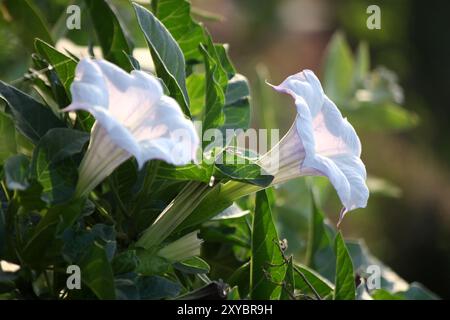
[
  {"x1": 64, "y1": 58, "x2": 199, "y2": 198},
  {"x1": 259, "y1": 70, "x2": 369, "y2": 215}
]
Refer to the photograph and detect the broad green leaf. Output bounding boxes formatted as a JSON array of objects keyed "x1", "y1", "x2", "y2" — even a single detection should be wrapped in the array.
[
  {"x1": 133, "y1": 3, "x2": 190, "y2": 116},
  {"x1": 223, "y1": 74, "x2": 251, "y2": 131},
  {"x1": 0, "y1": 112, "x2": 17, "y2": 164},
  {"x1": 79, "y1": 242, "x2": 116, "y2": 299},
  {"x1": 294, "y1": 264, "x2": 334, "y2": 299},
  {"x1": 305, "y1": 195, "x2": 336, "y2": 280},
  {"x1": 174, "y1": 256, "x2": 210, "y2": 274},
  {"x1": 136, "y1": 250, "x2": 170, "y2": 276},
  {"x1": 200, "y1": 43, "x2": 226, "y2": 137},
  {"x1": 0, "y1": 81, "x2": 65, "y2": 144},
  {"x1": 30, "y1": 128, "x2": 89, "y2": 204},
  {"x1": 3, "y1": 0, "x2": 53, "y2": 52},
  {"x1": 112, "y1": 250, "x2": 139, "y2": 275},
  {"x1": 157, "y1": 161, "x2": 214, "y2": 183},
  {"x1": 137, "y1": 275, "x2": 181, "y2": 299},
  {"x1": 85, "y1": 0, "x2": 133, "y2": 70},
  {"x1": 280, "y1": 257, "x2": 295, "y2": 300},
  {"x1": 371, "y1": 289, "x2": 404, "y2": 300},
  {"x1": 228, "y1": 261, "x2": 250, "y2": 298},
  {"x1": 4, "y1": 155, "x2": 30, "y2": 191},
  {"x1": 62, "y1": 224, "x2": 117, "y2": 264},
  {"x1": 186, "y1": 73, "x2": 205, "y2": 117},
  {"x1": 155, "y1": 0, "x2": 207, "y2": 62},
  {"x1": 334, "y1": 232, "x2": 356, "y2": 300},
  {"x1": 323, "y1": 32, "x2": 354, "y2": 105},
  {"x1": 251, "y1": 190, "x2": 285, "y2": 299},
  {"x1": 22, "y1": 199, "x2": 84, "y2": 267},
  {"x1": 34, "y1": 39, "x2": 77, "y2": 95},
  {"x1": 227, "y1": 286, "x2": 241, "y2": 300},
  {"x1": 215, "y1": 158, "x2": 273, "y2": 187}
]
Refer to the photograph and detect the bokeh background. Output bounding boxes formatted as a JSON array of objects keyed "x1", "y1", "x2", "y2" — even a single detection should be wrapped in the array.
[{"x1": 1, "y1": 0, "x2": 449, "y2": 298}]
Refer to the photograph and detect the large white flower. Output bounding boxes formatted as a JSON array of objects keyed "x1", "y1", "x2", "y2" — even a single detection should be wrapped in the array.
[
  {"x1": 64, "y1": 58, "x2": 199, "y2": 197},
  {"x1": 259, "y1": 70, "x2": 369, "y2": 214}
]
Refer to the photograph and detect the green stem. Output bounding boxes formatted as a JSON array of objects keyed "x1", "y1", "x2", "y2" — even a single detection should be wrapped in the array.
[{"x1": 136, "y1": 181, "x2": 211, "y2": 249}]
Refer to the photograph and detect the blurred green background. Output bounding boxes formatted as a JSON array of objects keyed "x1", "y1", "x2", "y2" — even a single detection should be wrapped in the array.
[{"x1": 1, "y1": 0, "x2": 449, "y2": 298}]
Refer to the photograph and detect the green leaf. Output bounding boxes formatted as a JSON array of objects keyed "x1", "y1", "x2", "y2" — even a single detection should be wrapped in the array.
[
  {"x1": 323, "y1": 32, "x2": 354, "y2": 105},
  {"x1": 333, "y1": 232, "x2": 356, "y2": 300},
  {"x1": 112, "y1": 250, "x2": 139, "y2": 275},
  {"x1": 186, "y1": 73, "x2": 206, "y2": 117},
  {"x1": 294, "y1": 264, "x2": 334, "y2": 299},
  {"x1": 200, "y1": 43, "x2": 226, "y2": 136},
  {"x1": 280, "y1": 257, "x2": 295, "y2": 300},
  {"x1": 250, "y1": 190, "x2": 285, "y2": 299},
  {"x1": 3, "y1": 0, "x2": 53, "y2": 52},
  {"x1": 136, "y1": 250, "x2": 170, "y2": 276},
  {"x1": 133, "y1": 3, "x2": 190, "y2": 116},
  {"x1": 30, "y1": 128, "x2": 89, "y2": 204},
  {"x1": 0, "y1": 112, "x2": 17, "y2": 164},
  {"x1": 223, "y1": 74, "x2": 251, "y2": 130},
  {"x1": 4, "y1": 155, "x2": 30, "y2": 191},
  {"x1": 157, "y1": 162, "x2": 214, "y2": 183},
  {"x1": 371, "y1": 289, "x2": 404, "y2": 300},
  {"x1": 84, "y1": 0, "x2": 133, "y2": 70},
  {"x1": 34, "y1": 39, "x2": 77, "y2": 95},
  {"x1": 22, "y1": 199, "x2": 84, "y2": 267},
  {"x1": 228, "y1": 261, "x2": 250, "y2": 298},
  {"x1": 79, "y1": 242, "x2": 116, "y2": 299},
  {"x1": 155, "y1": 0, "x2": 207, "y2": 62},
  {"x1": 0, "y1": 81, "x2": 65, "y2": 144},
  {"x1": 174, "y1": 256, "x2": 210, "y2": 274},
  {"x1": 137, "y1": 275, "x2": 181, "y2": 299},
  {"x1": 227, "y1": 286, "x2": 241, "y2": 300},
  {"x1": 215, "y1": 157, "x2": 274, "y2": 187},
  {"x1": 305, "y1": 195, "x2": 336, "y2": 280}
]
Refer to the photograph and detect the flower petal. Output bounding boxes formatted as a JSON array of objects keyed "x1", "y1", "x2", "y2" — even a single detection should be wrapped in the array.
[{"x1": 271, "y1": 69, "x2": 368, "y2": 211}]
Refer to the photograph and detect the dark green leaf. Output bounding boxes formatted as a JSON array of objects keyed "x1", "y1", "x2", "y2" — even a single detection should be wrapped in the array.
[
  {"x1": 79, "y1": 242, "x2": 116, "y2": 299},
  {"x1": 200, "y1": 43, "x2": 226, "y2": 136},
  {"x1": 334, "y1": 232, "x2": 356, "y2": 300},
  {"x1": 133, "y1": 3, "x2": 190, "y2": 116},
  {"x1": 34, "y1": 39, "x2": 77, "y2": 95},
  {"x1": 305, "y1": 195, "x2": 336, "y2": 281},
  {"x1": 215, "y1": 156, "x2": 274, "y2": 188},
  {"x1": 157, "y1": 161, "x2": 214, "y2": 183},
  {"x1": 294, "y1": 264, "x2": 334, "y2": 299},
  {"x1": 3, "y1": 0, "x2": 53, "y2": 52},
  {"x1": 223, "y1": 74, "x2": 251, "y2": 130},
  {"x1": 136, "y1": 250, "x2": 170, "y2": 276},
  {"x1": 112, "y1": 250, "x2": 139, "y2": 275},
  {"x1": 0, "y1": 81, "x2": 65, "y2": 144},
  {"x1": 4, "y1": 155, "x2": 30, "y2": 191},
  {"x1": 251, "y1": 190, "x2": 285, "y2": 299},
  {"x1": 174, "y1": 256, "x2": 210, "y2": 274},
  {"x1": 155, "y1": 0, "x2": 207, "y2": 62},
  {"x1": 85, "y1": 0, "x2": 133, "y2": 70},
  {"x1": 0, "y1": 112, "x2": 17, "y2": 163},
  {"x1": 30, "y1": 128, "x2": 89, "y2": 204},
  {"x1": 137, "y1": 275, "x2": 181, "y2": 300},
  {"x1": 228, "y1": 261, "x2": 250, "y2": 299}
]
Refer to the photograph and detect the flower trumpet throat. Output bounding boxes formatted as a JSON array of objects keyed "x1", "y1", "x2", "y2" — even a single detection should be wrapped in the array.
[{"x1": 63, "y1": 58, "x2": 199, "y2": 198}]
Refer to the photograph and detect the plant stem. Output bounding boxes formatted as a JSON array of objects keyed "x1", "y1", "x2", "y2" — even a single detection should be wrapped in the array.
[{"x1": 136, "y1": 181, "x2": 212, "y2": 249}]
